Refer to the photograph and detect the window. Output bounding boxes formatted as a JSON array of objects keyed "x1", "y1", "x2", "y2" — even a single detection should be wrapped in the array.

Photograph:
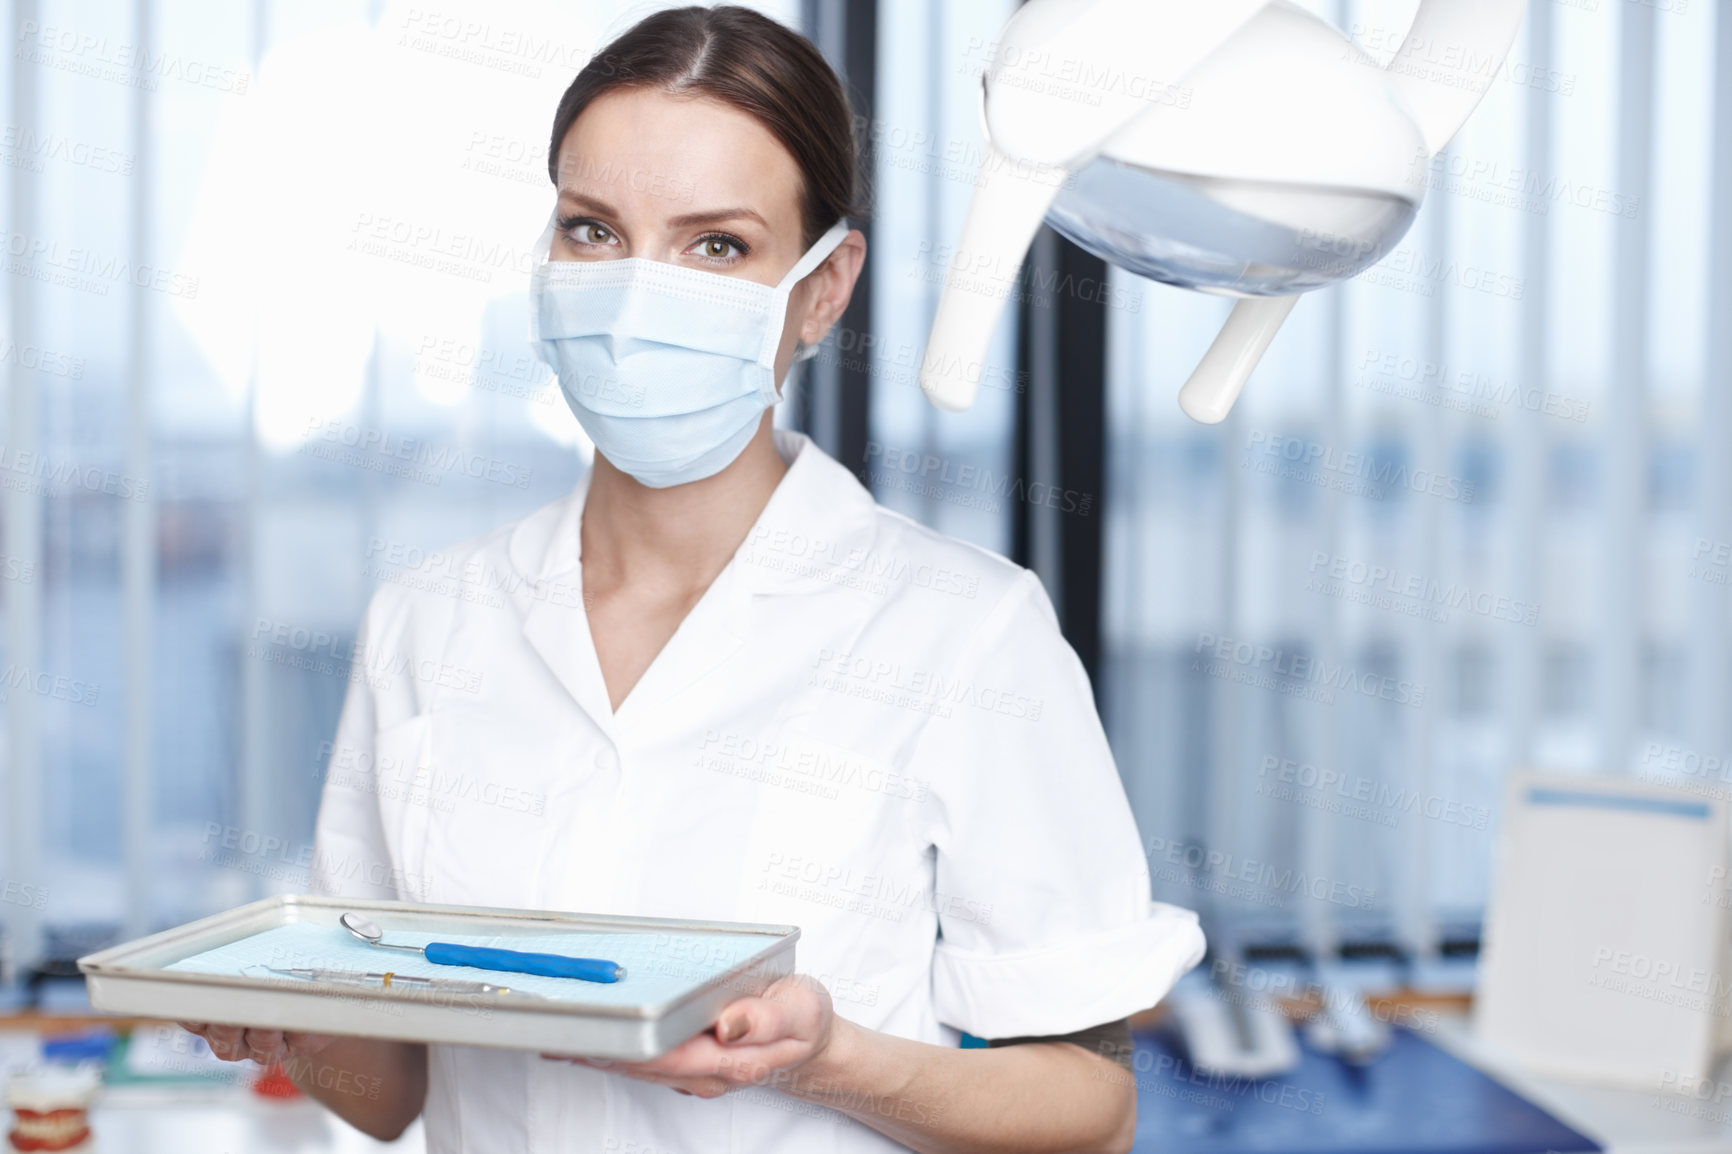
[
  {"x1": 1099, "y1": 0, "x2": 1724, "y2": 961},
  {"x1": 0, "y1": 0, "x2": 804, "y2": 977}
]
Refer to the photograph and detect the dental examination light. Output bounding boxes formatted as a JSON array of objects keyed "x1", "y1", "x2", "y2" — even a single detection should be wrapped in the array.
[{"x1": 918, "y1": 0, "x2": 1527, "y2": 423}]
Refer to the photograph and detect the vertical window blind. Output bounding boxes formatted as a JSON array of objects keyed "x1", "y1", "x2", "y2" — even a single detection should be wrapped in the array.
[{"x1": 1100, "y1": 0, "x2": 1727, "y2": 971}]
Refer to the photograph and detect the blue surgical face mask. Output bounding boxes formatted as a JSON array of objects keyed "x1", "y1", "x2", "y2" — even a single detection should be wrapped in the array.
[{"x1": 528, "y1": 212, "x2": 850, "y2": 488}]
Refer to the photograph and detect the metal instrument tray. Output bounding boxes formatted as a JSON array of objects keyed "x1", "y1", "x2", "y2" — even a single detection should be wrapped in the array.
[{"x1": 77, "y1": 894, "x2": 799, "y2": 1060}]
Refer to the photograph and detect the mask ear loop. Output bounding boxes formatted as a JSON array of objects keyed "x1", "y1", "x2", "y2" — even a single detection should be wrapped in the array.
[
  {"x1": 770, "y1": 218, "x2": 852, "y2": 376},
  {"x1": 532, "y1": 207, "x2": 558, "y2": 265},
  {"x1": 774, "y1": 220, "x2": 851, "y2": 415},
  {"x1": 774, "y1": 218, "x2": 852, "y2": 294},
  {"x1": 526, "y1": 207, "x2": 560, "y2": 344}
]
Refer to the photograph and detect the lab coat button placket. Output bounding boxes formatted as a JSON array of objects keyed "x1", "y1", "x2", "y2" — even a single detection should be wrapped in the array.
[{"x1": 593, "y1": 746, "x2": 619, "y2": 776}]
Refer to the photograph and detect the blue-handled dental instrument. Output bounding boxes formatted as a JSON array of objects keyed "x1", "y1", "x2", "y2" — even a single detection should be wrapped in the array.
[{"x1": 340, "y1": 912, "x2": 626, "y2": 983}]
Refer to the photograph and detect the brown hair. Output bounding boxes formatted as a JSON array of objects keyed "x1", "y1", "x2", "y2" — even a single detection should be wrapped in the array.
[{"x1": 548, "y1": 5, "x2": 868, "y2": 249}]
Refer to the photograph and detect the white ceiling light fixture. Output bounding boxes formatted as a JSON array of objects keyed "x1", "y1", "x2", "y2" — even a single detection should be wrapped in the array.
[{"x1": 918, "y1": 0, "x2": 1528, "y2": 423}]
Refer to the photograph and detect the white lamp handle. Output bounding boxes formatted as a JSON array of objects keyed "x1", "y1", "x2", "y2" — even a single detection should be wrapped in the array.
[
  {"x1": 918, "y1": 0, "x2": 1277, "y2": 412},
  {"x1": 1174, "y1": 0, "x2": 1527, "y2": 423},
  {"x1": 1384, "y1": 0, "x2": 1529, "y2": 157},
  {"x1": 918, "y1": 144, "x2": 1066, "y2": 412},
  {"x1": 1177, "y1": 296, "x2": 1300, "y2": 424},
  {"x1": 980, "y1": 0, "x2": 1279, "y2": 167}
]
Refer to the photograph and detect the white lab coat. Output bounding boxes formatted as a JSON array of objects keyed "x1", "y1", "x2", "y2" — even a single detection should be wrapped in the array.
[{"x1": 311, "y1": 428, "x2": 1205, "y2": 1153}]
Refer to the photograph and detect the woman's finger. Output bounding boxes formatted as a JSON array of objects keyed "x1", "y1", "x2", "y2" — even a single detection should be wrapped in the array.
[
  {"x1": 614, "y1": 1036, "x2": 726, "y2": 1080},
  {"x1": 631, "y1": 1035, "x2": 812, "y2": 1090},
  {"x1": 599, "y1": 1064, "x2": 731, "y2": 1100},
  {"x1": 243, "y1": 1029, "x2": 288, "y2": 1065},
  {"x1": 717, "y1": 1038, "x2": 824, "y2": 1088},
  {"x1": 681, "y1": 1076, "x2": 732, "y2": 1099},
  {"x1": 715, "y1": 997, "x2": 790, "y2": 1046},
  {"x1": 203, "y1": 1025, "x2": 247, "y2": 1060},
  {"x1": 281, "y1": 1031, "x2": 337, "y2": 1058},
  {"x1": 718, "y1": 977, "x2": 826, "y2": 1046}
]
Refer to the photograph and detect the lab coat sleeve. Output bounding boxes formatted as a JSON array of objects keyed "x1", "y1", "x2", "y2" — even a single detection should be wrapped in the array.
[
  {"x1": 918, "y1": 567, "x2": 1205, "y2": 1039},
  {"x1": 309, "y1": 585, "x2": 407, "y2": 903}
]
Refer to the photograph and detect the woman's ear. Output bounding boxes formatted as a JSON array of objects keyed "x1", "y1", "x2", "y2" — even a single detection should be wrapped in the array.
[{"x1": 798, "y1": 229, "x2": 867, "y2": 348}]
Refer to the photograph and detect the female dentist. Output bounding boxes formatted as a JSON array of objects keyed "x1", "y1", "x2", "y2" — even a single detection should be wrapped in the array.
[{"x1": 180, "y1": 6, "x2": 1203, "y2": 1152}]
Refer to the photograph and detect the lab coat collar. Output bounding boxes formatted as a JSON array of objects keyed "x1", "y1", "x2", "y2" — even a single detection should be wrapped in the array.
[
  {"x1": 732, "y1": 428, "x2": 883, "y2": 596},
  {"x1": 505, "y1": 428, "x2": 880, "y2": 596},
  {"x1": 506, "y1": 459, "x2": 589, "y2": 587},
  {"x1": 505, "y1": 429, "x2": 879, "y2": 734}
]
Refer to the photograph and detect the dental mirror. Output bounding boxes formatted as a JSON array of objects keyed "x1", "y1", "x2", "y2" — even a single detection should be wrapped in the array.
[{"x1": 340, "y1": 911, "x2": 420, "y2": 953}]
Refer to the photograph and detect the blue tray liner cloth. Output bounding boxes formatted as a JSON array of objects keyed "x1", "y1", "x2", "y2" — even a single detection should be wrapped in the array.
[{"x1": 164, "y1": 922, "x2": 775, "y2": 1008}]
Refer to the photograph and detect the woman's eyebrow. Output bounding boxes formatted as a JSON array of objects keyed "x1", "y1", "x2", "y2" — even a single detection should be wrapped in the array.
[
  {"x1": 556, "y1": 190, "x2": 619, "y2": 216},
  {"x1": 554, "y1": 190, "x2": 767, "y2": 233},
  {"x1": 665, "y1": 207, "x2": 769, "y2": 230}
]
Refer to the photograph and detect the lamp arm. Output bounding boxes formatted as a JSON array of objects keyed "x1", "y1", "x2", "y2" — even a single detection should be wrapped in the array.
[
  {"x1": 1383, "y1": 0, "x2": 1529, "y2": 157},
  {"x1": 920, "y1": 0, "x2": 1277, "y2": 412}
]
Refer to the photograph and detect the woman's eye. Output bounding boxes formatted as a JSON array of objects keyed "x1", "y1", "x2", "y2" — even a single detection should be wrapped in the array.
[
  {"x1": 558, "y1": 217, "x2": 615, "y2": 247},
  {"x1": 693, "y1": 234, "x2": 747, "y2": 262}
]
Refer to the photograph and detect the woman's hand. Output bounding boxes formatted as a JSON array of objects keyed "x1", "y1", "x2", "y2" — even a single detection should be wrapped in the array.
[
  {"x1": 540, "y1": 980, "x2": 1136, "y2": 1153},
  {"x1": 177, "y1": 1024, "x2": 428, "y2": 1142},
  {"x1": 177, "y1": 1021, "x2": 338, "y2": 1067},
  {"x1": 541, "y1": 973, "x2": 836, "y2": 1098}
]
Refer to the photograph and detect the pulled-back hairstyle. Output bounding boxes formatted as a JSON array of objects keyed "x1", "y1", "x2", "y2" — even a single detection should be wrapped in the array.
[{"x1": 548, "y1": 5, "x2": 868, "y2": 248}]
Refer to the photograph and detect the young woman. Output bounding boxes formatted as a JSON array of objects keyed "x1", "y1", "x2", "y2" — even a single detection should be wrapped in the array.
[{"x1": 181, "y1": 7, "x2": 1203, "y2": 1152}]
